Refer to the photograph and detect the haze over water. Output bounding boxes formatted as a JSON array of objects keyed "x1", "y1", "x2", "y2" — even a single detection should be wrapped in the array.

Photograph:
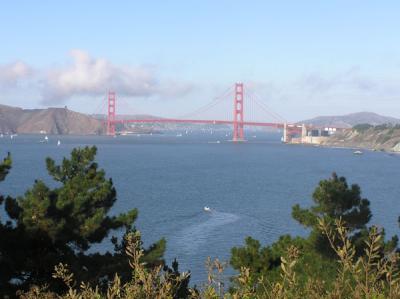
[{"x1": 1, "y1": 132, "x2": 400, "y2": 283}]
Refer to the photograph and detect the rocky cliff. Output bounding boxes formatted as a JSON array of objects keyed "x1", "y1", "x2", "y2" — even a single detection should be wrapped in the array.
[{"x1": 322, "y1": 125, "x2": 400, "y2": 152}]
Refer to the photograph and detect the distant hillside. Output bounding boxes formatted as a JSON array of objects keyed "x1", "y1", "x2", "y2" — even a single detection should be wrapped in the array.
[
  {"x1": 323, "y1": 124, "x2": 400, "y2": 152},
  {"x1": 92, "y1": 114, "x2": 229, "y2": 130},
  {"x1": 299, "y1": 112, "x2": 400, "y2": 128},
  {"x1": 0, "y1": 104, "x2": 104, "y2": 135},
  {"x1": 92, "y1": 114, "x2": 163, "y2": 121}
]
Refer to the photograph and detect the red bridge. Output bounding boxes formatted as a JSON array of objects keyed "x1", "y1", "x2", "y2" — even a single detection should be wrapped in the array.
[{"x1": 106, "y1": 83, "x2": 314, "y2": 142}]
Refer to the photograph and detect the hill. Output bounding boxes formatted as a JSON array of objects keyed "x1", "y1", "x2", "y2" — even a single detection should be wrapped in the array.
[
  {"x1": 0, "y1": 104, "x2": 104, "y2": 135},
  {"x1": 91, "y1": 114, "x2": 163, "y2": 121},
  {"x1": 299, "y1": 112, "x2": 400, "y2": 128},
  {"x1": 323, "y1": 124, "x2": 400, "y2": 152}
]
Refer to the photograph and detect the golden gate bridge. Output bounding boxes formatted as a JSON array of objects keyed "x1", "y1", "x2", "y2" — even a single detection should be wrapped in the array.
[{"x1": 105, "y1": 83, "x2": 326, "y2": 142}]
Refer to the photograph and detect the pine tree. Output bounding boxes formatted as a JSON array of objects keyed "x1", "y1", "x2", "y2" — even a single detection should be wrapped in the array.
[
  {"x1": 0, "y1": 152, "x2": 11, "y2": 182},
  {"x1": 292, "y1": 172, "x2": 377, "y2": 257},
  {"x1": 1, "y1": 146, "x2": 166, "y2": 294},
  {"x1": 230, "y1": 173, "x2": 391, "y2": 288},
  {"x1": 0, "y1": 153, "x2": 16, "y2": 295}
]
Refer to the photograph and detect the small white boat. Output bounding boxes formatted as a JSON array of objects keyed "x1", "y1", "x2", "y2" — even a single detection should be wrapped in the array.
[
  {"x1": 353, "y1": 150, "x2": 363, "y2": 155},
  {"x1": 44, "y1": 135, "x2": 49, "y2": 141},
  {"x1": 176, "y1": 133, "x2": 183, "y2": 137},
  {"x1": 57, "y1": 140, "x2": 61, "y2": 146},
  {"x1": 204, "y1": 206, "x2": 211, "y2": 212}
]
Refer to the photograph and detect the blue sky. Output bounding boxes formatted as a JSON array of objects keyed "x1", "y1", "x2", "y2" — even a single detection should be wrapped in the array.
[{"x1": 0, "y1": 1, "x2": 400, "y2": 121}]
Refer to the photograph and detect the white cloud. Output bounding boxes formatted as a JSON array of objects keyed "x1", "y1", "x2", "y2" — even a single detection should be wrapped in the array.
[
  {"x1": 41, "y1": 50, "x2": 194, "y2": 104},
  {"x1": 0, "y1": 61, "x2": 33, "y2": 86}
]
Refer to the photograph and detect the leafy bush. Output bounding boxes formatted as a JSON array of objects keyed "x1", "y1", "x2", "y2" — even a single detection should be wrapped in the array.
[
  {"x1": 17, "y1": 220, "x2": 400, "y2": 299},
  {"x1": 353, "y1": 123, "x2": 373, "y2": 132},
  {"x1": 374, "y1": 124, "x2": 390, "y2": 131}
]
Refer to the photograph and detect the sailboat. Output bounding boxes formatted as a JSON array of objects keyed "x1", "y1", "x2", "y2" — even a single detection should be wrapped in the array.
[{"x1": 57, "y1": 140, "x2": 61, "y2": 146}]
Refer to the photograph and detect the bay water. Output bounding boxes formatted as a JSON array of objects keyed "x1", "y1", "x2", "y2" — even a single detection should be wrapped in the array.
[{"x1": 1, "y1": 132, "x2": 399, "y2": 284}]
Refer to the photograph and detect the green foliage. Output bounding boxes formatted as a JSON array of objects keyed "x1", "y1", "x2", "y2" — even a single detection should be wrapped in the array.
[
  {"x1": 374, "y1": 123, "x2": 390, "y2": 131},
  {"x1": 19, "y1": 231, "x2": 191, "y2": 299},
  {"x1": 0, "y1": 146, "x2": 167, "y2": 296},
  {"x1": 0, "y1": 152, "x2": 12, "y2": 221},
  {"x1": 230, "y1": 173, "x2": 396, "y2": 295},
  {"x1": 0, "y1": 152, "x2": 11, "y2": 182},
  {"x1": 19, "y1": 222, "x2": 400, "y2": 298},
  {"x1": 231, "y1": 236, "x2": 278, "y2": 280},
  {"x1": 3, "y1": 151, "x2": 400, "y2": 298},
  {"x1": 292, "y1": 172, "x2": 372, "y2": 257},
  {"x1": 353, "y1": 123, "x2": 373, "y2": 133},
  {"x1": 9, "y1": 146, "x2": 137, "y2": 249},
  {"x1": 0, "y1": 152, "x2": 17, "y2": 295},
  {"x1": 230, "y1": 235, "x2": 337, "y2": 292}
]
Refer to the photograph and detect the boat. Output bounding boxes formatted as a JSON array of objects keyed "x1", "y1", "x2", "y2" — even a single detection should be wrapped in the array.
[
  {"x1": 176, "y1": 133, "x2": 183, "y2": 137},
  {"x1": 204, "y1": 206, "x2": 211, "y2": 212},
  {"x1": 44, "y1": 135, "x2": 49, "y2": 141},
  {"x1": 57, "y1": 140, "x2": 61, "y2": 146},
  {"x1": 353, "y1": 150, "x2": 363, "y2": 155}
]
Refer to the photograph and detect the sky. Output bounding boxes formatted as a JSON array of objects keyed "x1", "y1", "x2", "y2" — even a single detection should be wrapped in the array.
[{"x1": 0, "y1": 1, "x2": 400, "y2": 121}]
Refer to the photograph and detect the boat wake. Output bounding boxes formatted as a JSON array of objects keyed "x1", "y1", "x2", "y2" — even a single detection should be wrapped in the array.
[{"x1": 174, "y1": 210, "x2": 240, "y2": 254}]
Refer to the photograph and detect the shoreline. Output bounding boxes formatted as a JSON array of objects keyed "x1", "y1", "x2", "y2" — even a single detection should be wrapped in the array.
[{"x1": 319, "y1": 142, "x2": 400, "y2": 154}]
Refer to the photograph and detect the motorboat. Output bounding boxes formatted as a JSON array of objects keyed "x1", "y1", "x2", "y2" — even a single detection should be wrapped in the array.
[
  {"x1": 353, "y1": 150, "x2": 363, "y2": 155},
  {"x1": 57, "y1": 140, "x2": 61, "y2": 146},
  {"x1": 204, "y1": 206, "x2": 211, "y2": 212}
]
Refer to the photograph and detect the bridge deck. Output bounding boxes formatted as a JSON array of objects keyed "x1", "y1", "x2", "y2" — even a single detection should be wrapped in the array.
[{"x1": 111, "y1": 118, "x2": 294, "y2": 129}]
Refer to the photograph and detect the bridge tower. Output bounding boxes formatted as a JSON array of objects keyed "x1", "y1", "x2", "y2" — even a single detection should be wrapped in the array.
[
  {"x1": 107, "y1": 91, "x2": 116, "y2": 135},
  {"x1": 233, "y1": 82, "x2": 244, "y2": 142}
]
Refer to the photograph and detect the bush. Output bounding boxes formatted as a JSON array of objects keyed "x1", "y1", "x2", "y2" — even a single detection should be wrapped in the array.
[{"x1": 353, "y1": 123, "x2": 373, "y2": 132}]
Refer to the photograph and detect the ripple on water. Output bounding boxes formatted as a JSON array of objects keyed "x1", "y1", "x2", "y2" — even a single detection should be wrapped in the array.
[{"x1": 174, "y1": 211, "x2": 240, "y2": 254}]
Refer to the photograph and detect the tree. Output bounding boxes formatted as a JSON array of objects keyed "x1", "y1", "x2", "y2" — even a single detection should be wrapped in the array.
[
  {"x1": 230, "y1": 235, "x2": 337, "y2": 289},
  {"x1": 0, "y1": 152, "x2": 11, "y2": 182},
  {"x1": 0, "y1": 146, "x2": 166, "y2": 295},
  {"x1": 292, "y1": 172, "x2": 373, "y2": 256},
  {"x1": 230, "y1": 173, "x2": 397, "y2": 291},
  {"x1": 0, "y1": 153, "x2": 17, "y2": 295},
  {"x1": 231, "y1": 236, "x2": 279, "y2": 280}
]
